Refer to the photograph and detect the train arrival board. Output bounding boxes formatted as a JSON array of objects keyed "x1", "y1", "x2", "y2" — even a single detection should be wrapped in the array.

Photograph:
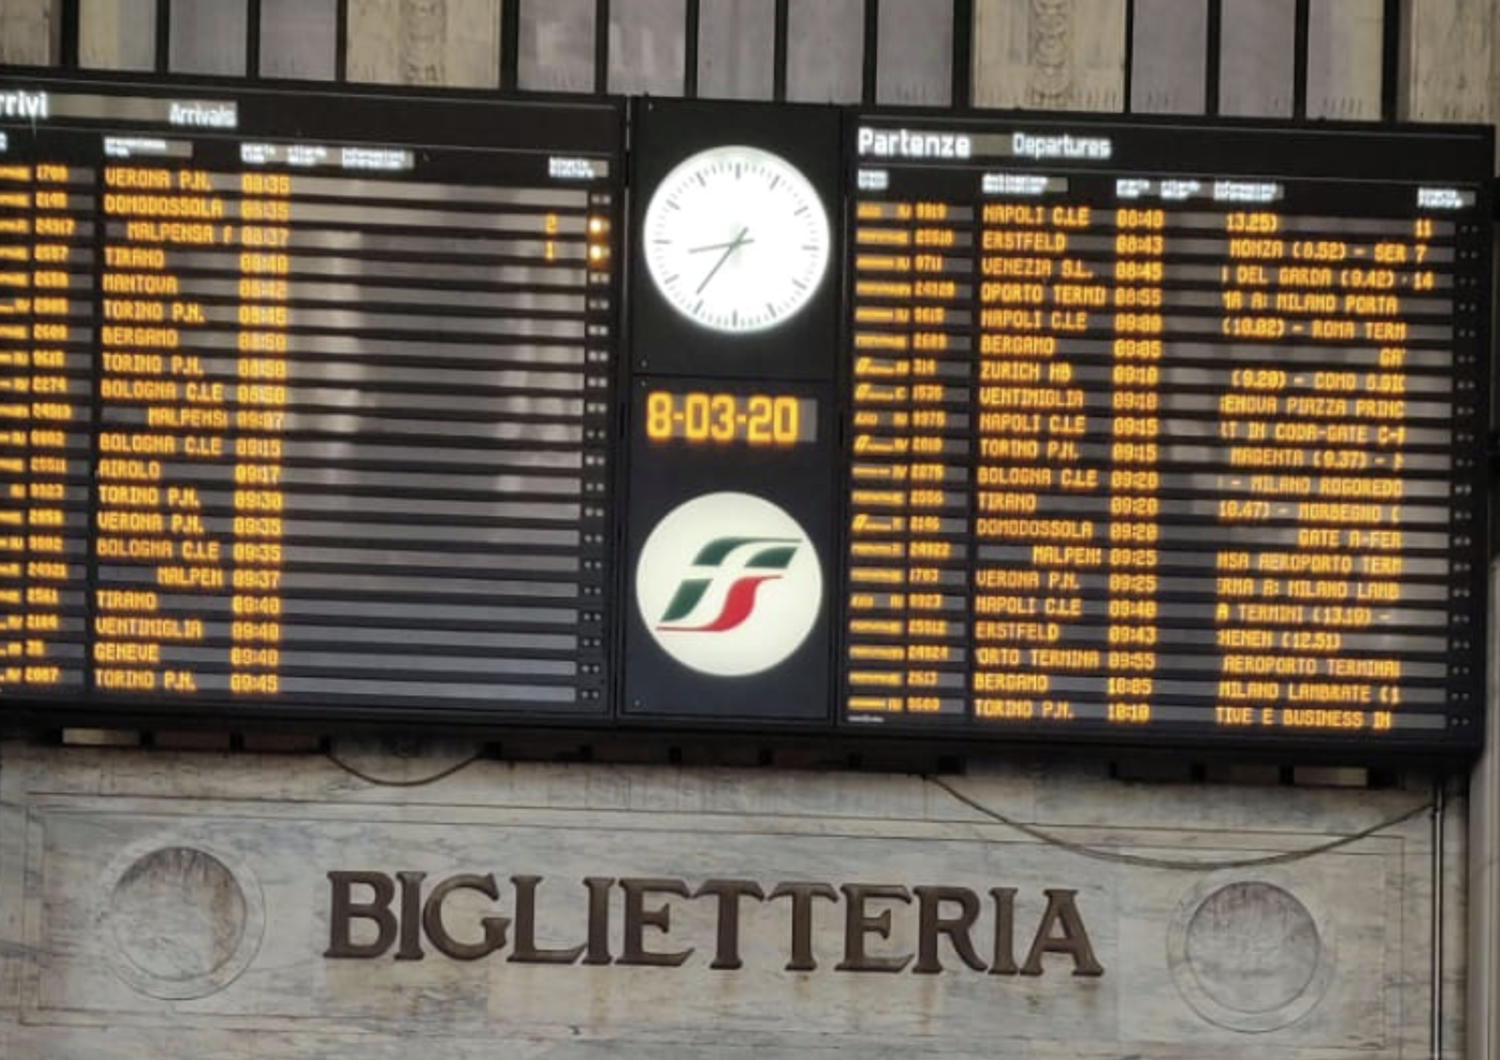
[
  {"x1": 0, "y1": 75, "x2": 620, "y2": 718},
  {"x1": 838, "y1": 114, "x2": 1491, "y2": 750}
]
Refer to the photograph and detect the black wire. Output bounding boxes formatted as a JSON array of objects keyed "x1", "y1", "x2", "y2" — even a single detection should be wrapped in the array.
[
  {"x1": 327, "y1": 749, "x2": 486, "y2": 787},
  {"x1": 926, "y1": 775, "x2": 1431, "y2": 871}
]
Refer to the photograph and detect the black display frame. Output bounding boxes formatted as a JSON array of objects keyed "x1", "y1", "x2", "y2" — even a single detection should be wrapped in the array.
[
  {"x1": 830, "y1": 106, "x2": 1492, "y2": 757},
  {"x1": 0, "y1": 70, "x2": 1490, "y2": 763},
  {"x1": 0, "y1": 69, "x2": 628, "y2": 726}
]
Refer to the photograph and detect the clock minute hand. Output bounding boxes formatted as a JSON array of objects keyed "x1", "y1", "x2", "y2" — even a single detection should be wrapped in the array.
[
  {"x1": 695, "y1": 226, "x2": 751, "y2": 295},
  {"x1": 686, "y1": 235, "x2": 758, "y2": 253}
]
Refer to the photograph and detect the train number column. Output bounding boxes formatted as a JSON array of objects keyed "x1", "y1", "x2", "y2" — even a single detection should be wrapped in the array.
[
  {"x1": 0, "y1": 157, "x2": 91, "y2": 693},
  {"x1": 845, "y1": 196, "x2": 972, "y2": 718},
  {"x1": 0, "y1": 160, "x2": 24, "y2": 685}
]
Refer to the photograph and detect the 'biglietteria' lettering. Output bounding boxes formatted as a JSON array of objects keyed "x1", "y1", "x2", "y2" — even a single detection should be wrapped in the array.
[{"x1": 324, "y1": 871, "x2": 1104, "y2": 977}]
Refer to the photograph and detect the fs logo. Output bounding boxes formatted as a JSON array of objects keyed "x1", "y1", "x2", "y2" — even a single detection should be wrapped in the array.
[{"x1": 635, "y1": 492, "x2": 823, "y2": 677}]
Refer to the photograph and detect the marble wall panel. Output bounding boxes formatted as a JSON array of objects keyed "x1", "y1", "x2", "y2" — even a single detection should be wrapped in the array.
[
  {"x1": 168, "y1": 0, "x2": 248, "y2": 75},
  {"x1": 1475, "y1": 563, "x2": 1500, "y2": 1060},
  {"x1": 258, "y1": 0, "x2": 340, "y2": 80},
  {"x1": 518, "y1": 0, "x2": 596, "y2": 92},
  {"x1": 1129, "y1": 0, "x2": 1207, "y2": 114},
  {"x1": 0, "y1": 745, "x2": 1456, "y2": 1060},
  {"x1": 1404, "y1": 0, "x2": 1500, "y2": 125},
  {"x1": 608, "y1": 0, "x2": 685, "y2": 95},
  {"x1": 0, "y1": 0, "x2": 55, "y2": 64},
  {"x1": 972, "y1": 0, "x2": 1126, "y2": 111},
  {"x1": 346, "y1": 0, "x2": 500, "y2": 87},
  {"x1": 875, "y1": 0, "x2": 951, "y2": 106},
  {"x1": 78, "y1": 0, "x2": 156, "y2": 70},
  {"x1": 1306, "y1": 0, "x2": 1383, "y2": 119},
  {"x1": 1218, "y1": 0, "x2": 1295, "y2": 116},
  {"x1": 697, "y1": 0, "x2": 774, "y2": 100},
  {"x1": 785, "y1": 0, "x2": 862, "y2": 103}
]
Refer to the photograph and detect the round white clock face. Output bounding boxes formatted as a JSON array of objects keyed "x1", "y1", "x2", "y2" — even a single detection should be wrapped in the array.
[{"x1": 642, "y1": 145, "x2": 830, "y2": 334}]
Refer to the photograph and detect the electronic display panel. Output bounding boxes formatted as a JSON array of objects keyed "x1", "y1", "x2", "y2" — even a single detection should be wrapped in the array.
[
  {"x1": 0, "y1": 73, "x2": 621, "y2": 719},
  {"x1": 841, "y1": 113, "x2": 1491, "y2": 751}
]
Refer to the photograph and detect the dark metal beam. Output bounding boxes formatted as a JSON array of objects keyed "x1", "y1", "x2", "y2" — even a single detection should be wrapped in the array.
[
  {"x1": 594, "y1": 0, "x2": 610, "y2": 92},
  {"x1": 154, "y1": 0, "x2": 171, "y2": 72},
  {"x1": 951, "y1": 0, "x2": 973, "y2": 108},
  {"x1": 1204, "y1": 0, "x2": 1221, "y2": 115},
  {"x1": 246, "y1": 0, "x2": 263, "y2": 77},
  {"x1": 1292, "y1": 0, "x2": 1309, "y2": 117},
  {"x1": 862, "y1": 0, "x2": 879, "y2": 105},
  {"x1": 684, "y1": 0, "x2": 700, "y2": 96},
  {"x1": 58, "y1": 0, "x2": 80, "y2": 67},
  {"x1": 772, "y1": 0, "x2": 789, "y2": 100},
  {"x1": 501, "y1": 0, "x2": 520, "y2": 90},
  {"x1": 1380, "y1": 0, "x2": 1401, "y2": 120},
  {"x1": 334, "y1": 0, "x2": 349, "y2": 81}
]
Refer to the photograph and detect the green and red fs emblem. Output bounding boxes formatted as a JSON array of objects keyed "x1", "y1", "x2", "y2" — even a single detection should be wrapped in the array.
[{"x1": 635, "y1": 492, "x2": 823, "y2": 677}]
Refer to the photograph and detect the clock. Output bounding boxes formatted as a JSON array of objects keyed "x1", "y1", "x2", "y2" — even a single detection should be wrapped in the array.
[{"x1": 642, "y1": 144, "x2": 830, "y2": 334}]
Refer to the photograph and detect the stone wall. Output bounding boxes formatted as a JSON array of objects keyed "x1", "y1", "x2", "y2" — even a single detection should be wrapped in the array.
[{"x1": 0, "y1": 743, "x2": 1463, "y2": 1059}]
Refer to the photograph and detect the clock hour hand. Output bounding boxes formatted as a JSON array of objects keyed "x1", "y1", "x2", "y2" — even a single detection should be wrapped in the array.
[{"x1": 695, "y1": 226, "x2": 751, "y2": 295}]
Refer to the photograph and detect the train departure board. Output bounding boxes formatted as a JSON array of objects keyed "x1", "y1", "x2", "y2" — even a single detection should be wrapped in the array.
[
  {"x1": 0, "y1": 74, "x2": 620, "y2": 718},
  {"x1": 841, "y1": 114, "x2": 1491, "y2": 750}
]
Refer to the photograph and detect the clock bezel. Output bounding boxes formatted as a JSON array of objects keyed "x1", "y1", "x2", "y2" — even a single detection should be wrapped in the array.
[{"x1": 641, "y1": 143, "x2": 831, "y2": 335}]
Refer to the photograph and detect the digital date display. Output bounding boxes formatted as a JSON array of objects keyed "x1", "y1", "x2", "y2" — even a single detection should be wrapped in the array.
[{"x1": 642, "y1": 390, "x2": 818, "y2": 446}]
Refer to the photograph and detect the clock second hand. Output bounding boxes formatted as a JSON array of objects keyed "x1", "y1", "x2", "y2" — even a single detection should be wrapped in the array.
[{"x1": 694, "y1": 226, "x2": 751, "y2": 295}]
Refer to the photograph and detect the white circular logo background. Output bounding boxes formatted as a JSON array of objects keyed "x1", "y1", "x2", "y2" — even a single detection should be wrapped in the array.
[{"x1": 635, "y1": 491, "x2": 823, "y2": 677}]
